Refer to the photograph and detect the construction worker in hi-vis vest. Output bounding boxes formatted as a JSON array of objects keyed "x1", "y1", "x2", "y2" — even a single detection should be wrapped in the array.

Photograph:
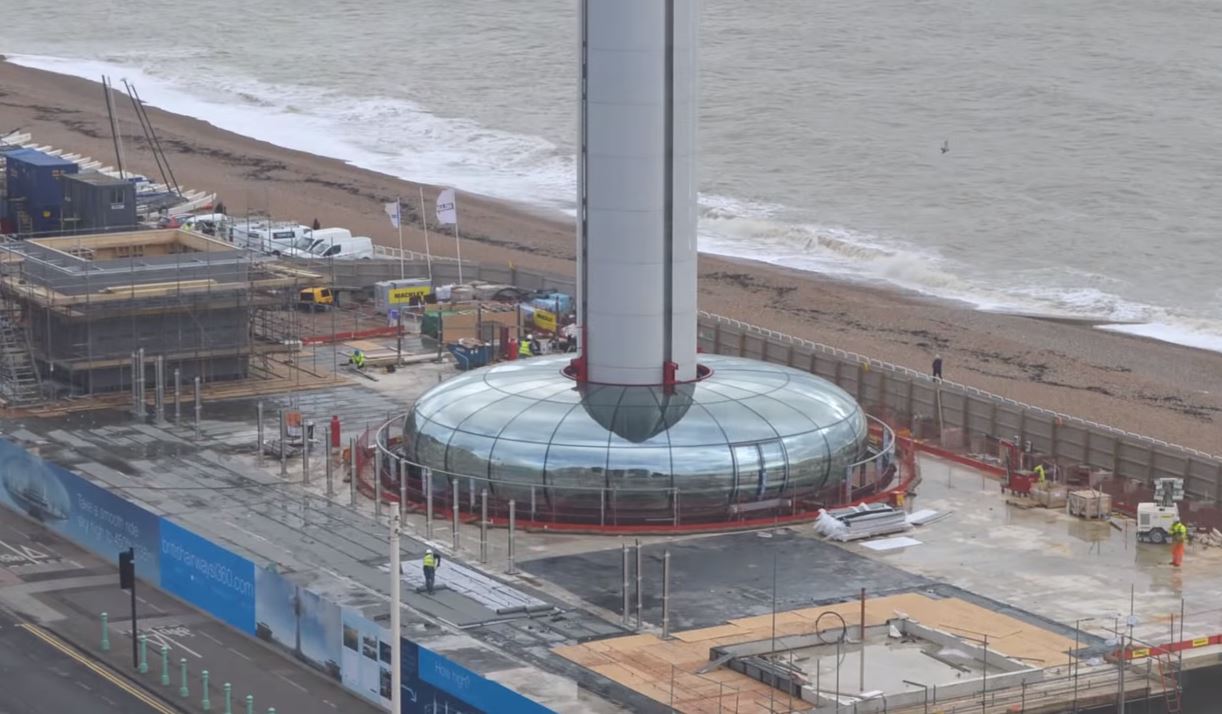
[
  {"x1": 1171, "y1": 521, "x2": 1188, "y2": 567},
  {"x1": 422, "y1": 548, "x2": 441, "y2": 593}
]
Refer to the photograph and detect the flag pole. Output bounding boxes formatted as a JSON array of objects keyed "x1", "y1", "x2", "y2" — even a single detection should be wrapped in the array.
[
  {"x1": 396, "y1": 198, "x2": 405, "y2": 280},
  {"x1": 453, "y1": 192, "x2": 464, "y2": 284},
  {"x1": 419, "y1": 185, "x2": 433, "y2": 285}
]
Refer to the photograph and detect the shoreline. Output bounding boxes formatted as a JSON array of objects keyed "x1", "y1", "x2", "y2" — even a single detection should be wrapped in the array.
[
  {"x1": 2, "y1": 59, "x2": 1221, "y2": 452},
  {"x1": 11, "y1": 53, "x2": 1219, "y2": 358}
]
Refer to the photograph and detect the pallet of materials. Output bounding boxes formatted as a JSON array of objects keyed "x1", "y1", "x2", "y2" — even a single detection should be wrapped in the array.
[
  {"x1": 1033, "y1": 484, "x2": 1068, "y2": 509},
  {"x1": 1068, "y1": 490, "x2": 1112, "y2": 519},
  {"x1": 815, "y1": 504, "x2": 912, "y2": 541}
]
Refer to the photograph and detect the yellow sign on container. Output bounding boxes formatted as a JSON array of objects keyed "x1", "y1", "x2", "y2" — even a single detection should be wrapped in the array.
[
  {"x1": 1193, "y1": 637, "x2": 1210, "y2": 648},
  {"x1": 1129, "y1": 647, "x2": 1149, "y2": 660},
  {"x1": 533, "y1": 308, "x2": 557, "y2": 332},
  {"x1": 389, "y1": 286, "x2": 431, "y2": 304}
]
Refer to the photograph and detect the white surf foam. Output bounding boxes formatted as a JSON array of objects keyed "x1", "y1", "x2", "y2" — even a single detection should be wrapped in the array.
[
  {"x1": 1100, "y1": 323, "x2": 1222, "y2": 354},
  {"x1": 11, "y1": 53, "x2": 1222, "y2": 355},
  {"x1": 8, "y1": 54, "x2": 578, "y2": 214}
]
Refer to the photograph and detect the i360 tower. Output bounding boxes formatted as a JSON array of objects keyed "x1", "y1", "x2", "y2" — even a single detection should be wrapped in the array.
[
  {"x1": 570, "y1": 0, "x2": 698, "y2": 387},
  {"x1": 402, "y1": 0, "x2": 876, "y2": 528}
]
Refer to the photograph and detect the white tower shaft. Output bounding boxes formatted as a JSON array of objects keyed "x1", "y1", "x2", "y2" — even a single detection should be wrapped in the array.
[{"x1": 577, "y1": 0, "x2": 699, "y2": 385}]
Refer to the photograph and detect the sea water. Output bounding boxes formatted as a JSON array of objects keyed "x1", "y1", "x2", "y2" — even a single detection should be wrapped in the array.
[{"x1": 4, "y1": 0, "x2": 1222, "y2": 351}]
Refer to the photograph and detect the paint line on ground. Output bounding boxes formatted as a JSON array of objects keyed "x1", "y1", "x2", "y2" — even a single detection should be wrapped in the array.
[
  {"x1": 227, "y1": 647, "x2": 252, "y2": 661},
  {"x1": 276, "y1": 672, "x2": 309, "y2": 693},
  {"x1": 17, "y1": 623, "x2": 177, "y2": 714}
]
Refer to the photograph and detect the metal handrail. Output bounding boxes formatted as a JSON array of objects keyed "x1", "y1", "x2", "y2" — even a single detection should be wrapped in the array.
[{"x1": 372, "y1": 244, "x2": 466, "y2": 265}]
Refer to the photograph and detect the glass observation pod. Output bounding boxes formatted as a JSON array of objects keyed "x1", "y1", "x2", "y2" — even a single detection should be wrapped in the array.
[{"x1": 401, "y1": 355, "x2": 881, "y2": 526}]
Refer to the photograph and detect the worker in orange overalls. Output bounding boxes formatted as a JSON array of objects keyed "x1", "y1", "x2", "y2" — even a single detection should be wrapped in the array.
[{"x1": 1170, "y1": 520, "x2": 1188, "y2": 567}]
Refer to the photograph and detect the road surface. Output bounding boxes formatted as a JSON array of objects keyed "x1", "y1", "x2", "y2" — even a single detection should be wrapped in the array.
[{"x1": 0, "y1": 606, "x2": 172, "y2": 714}]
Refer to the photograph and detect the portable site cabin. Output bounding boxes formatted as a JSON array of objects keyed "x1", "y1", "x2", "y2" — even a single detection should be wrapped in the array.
[
  {"x1": 3, "y1": 148, "x2": 79, "y2": 237},
  {"x1": 61, "y1": 172, "x2": 137, "y2": 234}
]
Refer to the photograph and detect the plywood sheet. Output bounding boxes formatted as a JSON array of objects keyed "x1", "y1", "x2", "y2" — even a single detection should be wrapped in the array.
[{"x1": 556, "y1": 591, "x2": 1074, "y2": 714}]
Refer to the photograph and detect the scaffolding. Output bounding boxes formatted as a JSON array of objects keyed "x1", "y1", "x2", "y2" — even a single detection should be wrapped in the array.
[{"x1": 0, "y1": 228, "x2": 319, "y2": 401}]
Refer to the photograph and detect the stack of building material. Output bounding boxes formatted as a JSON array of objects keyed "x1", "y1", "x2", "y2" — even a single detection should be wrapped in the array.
[
  {"x1": 1068, "y1": 490, "x2": 1112, "y2": 519},
  {"x1": 815, "y1": 503, "x2": 912, "y2": 541},
  {"x1": 1032, "y1": 483, "x2": 1068, "y2": 509},
  {"x1": 1196, "y1": 529, "x2": 1222, "y2": 548},
  {"x1": 906, "y1": 509, "x2": 951, "y2": 526}
]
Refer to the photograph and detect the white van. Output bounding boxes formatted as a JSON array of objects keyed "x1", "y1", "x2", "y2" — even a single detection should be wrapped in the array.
[
  {"x1": 284, "y1": 228, "x2": 353, "y2": 257},
  {"x1": 301, "y1": 234, "x2": 374, "y2": 260},
  {"x1": 230, "y1": 223, "x2": 312, "y2": 254}
]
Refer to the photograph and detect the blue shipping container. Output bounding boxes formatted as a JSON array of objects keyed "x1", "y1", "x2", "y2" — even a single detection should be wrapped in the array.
[{"x1": 4, "y1": 148, "x2": 79, "y2": 236}]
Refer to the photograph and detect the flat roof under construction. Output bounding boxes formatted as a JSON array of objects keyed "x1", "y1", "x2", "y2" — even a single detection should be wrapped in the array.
[
  {"x1": 0, "y1": 228, "x2": 319, "y2": 306},
  {"x1": 29, "y1": 228, "x2": 239, "y2": 263}
]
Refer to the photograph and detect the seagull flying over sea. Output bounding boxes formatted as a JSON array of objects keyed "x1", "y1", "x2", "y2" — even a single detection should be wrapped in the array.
[{"x1": 941, "y1": 139, "x2": 950, "y2": 155}]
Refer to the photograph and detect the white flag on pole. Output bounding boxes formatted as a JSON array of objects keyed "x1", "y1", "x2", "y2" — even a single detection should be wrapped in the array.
[
  {"x1": 383, "y1": 200, "x2": 401, "y2": 228},
  {"x1": 435, "y1": 188, "x2": 457, "y2": 226}
]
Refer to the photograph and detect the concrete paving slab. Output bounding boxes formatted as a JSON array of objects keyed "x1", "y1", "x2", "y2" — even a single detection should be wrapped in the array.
[
  {"x1": 857, "y1": 455, "x2": 1222, "y2": 649},
  {"x1": 521, "y1": 529, "x2": 933, "y2": 630}
]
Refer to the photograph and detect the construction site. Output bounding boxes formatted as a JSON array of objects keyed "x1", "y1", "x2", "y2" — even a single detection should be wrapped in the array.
[
  {"x1": 0, "y1": 228, "x2": 325, "y2": 403},
  {"x1": 1, "y1": 8, "x2": 1222, "y2": 711},
  {"x1": 0, "y1": 132, "x2": 1220, "y2": 713}
]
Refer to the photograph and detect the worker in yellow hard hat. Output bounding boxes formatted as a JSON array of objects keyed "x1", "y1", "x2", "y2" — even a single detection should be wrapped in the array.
[
  {"x1": 1171, "y1": 520, "x2": 1188, "y2": 567},
  {"x1": 1034, "y1": 464, "x2": 1047, "y2": 485}
]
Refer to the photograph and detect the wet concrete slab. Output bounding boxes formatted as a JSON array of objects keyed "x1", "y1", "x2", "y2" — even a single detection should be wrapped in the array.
[
  {"x1": 522, "y1": 529, "x2": 933, "y2": 630},
  {"x1": 859, "y1": 455, "x2": 1222, "y2": 649}
]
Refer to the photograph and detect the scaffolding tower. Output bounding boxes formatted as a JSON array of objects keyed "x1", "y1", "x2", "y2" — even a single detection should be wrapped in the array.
[{"x1": 0, "y1": 228, "x2": 319, "y2": 401}]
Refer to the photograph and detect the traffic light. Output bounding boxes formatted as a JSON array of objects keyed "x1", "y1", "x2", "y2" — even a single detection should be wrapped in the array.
[{"x1": 119, "y1": 548, "x2": 135, "y2": 590}]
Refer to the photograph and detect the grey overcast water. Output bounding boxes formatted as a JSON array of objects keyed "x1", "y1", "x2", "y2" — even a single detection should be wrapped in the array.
[{"x1": 4, "y1": 0, "x2": 1222, "y2": 350}]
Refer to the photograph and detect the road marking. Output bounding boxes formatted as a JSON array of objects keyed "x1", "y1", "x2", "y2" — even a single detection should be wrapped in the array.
[
  {"x1": 17, "y1": 622, "x2": 178, "y2": 714},
  {"x1": 141, "y1": 626, "x2": 202, "y2": 659},
  {"x1": 277, "y1": 672, "x2": 309, "y2": 693},
  {"x1": 73, "y1": 679, "x2": 92, "y2": 691},
  {"x1": 199, "y1": 630, "x2": 223, "y2": 646},
  {"x1": 227, "y1": 646, "x2": 252, "y2": 661},
  {"x1": 0, "y1": 537, "x2": 43, "y2": 565}
]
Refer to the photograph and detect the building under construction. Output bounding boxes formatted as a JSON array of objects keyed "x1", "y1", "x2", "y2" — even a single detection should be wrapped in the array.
[{"x1": 0, "y1": 228, "x2": 318, "y2": 403}]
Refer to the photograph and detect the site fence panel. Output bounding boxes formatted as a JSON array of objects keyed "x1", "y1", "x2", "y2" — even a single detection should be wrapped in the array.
[
  {"x1": 1056, "y1": 424, "x2": 1089, "y2": 465},
  {"x1": 696, "y1": 313, "x2": 1222, "y2": 507}
]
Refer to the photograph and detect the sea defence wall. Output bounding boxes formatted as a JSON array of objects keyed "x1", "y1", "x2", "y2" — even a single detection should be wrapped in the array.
[
  {"x1": 335, "y1": 251, "x2": 1222, "y2": 521},
  {"x1": 0, "y1": 437, "x2": 551, "y2": 714}
]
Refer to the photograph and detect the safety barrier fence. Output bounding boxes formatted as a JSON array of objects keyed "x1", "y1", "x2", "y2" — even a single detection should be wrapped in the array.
[
  {"x1": 695, "y1": 312, "x2": 1222, "y2": 517},
  {"x1": 0, "y1": 437, "x2": 549, "y2": 714}
]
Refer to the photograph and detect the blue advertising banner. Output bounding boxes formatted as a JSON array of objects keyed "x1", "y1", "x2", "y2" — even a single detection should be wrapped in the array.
[
  {"x1": 255, "y1": 568, "x2": 342, "y2": 681},
  {"x1": 160, "y1": 520, "x2": 255, "y2": 634},
  {"x1": 400, "y1": 639, "x2": 491, "y2": 714},
  {"x1": 418, "y1": 645, "x2": 552, "y2": 714},
  {"x1": 0, "y1": 438, "x2": 160, "y2": 577}
]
